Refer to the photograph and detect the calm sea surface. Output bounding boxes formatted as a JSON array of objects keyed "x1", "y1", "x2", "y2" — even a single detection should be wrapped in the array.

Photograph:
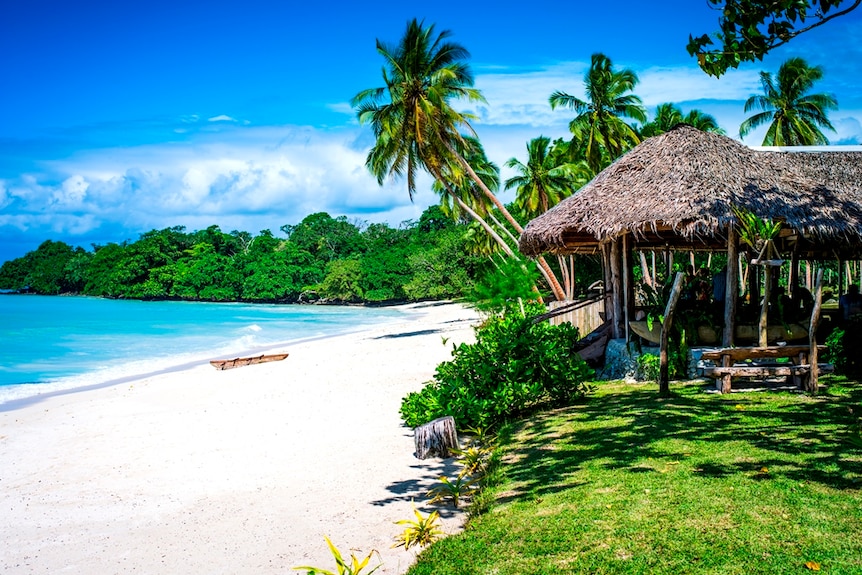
[{"x1": 0, "y1": 295, "x2": 407, "y2": 405}]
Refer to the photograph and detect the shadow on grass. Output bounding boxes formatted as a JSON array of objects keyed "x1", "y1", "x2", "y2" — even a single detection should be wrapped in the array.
[{"x1": 501, "y1": 379, "x2": 862, "y2": 501}]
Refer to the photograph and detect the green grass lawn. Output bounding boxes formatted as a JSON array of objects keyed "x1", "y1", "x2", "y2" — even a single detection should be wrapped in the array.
[{"x1": 408, "y1": 378, "x2": 862, "y2": 575}]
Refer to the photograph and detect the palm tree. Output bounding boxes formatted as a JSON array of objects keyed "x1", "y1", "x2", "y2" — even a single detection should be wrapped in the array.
[
  {"x1": 739, "y1": 57, "x2": 838, "y2": 146},
  {"x1": 353, "y1": 19, "x2": 567, "y2": 300},
  {"x1": 550, "y1": 53, "x2": 647, "y2": 172},
  {"x1": 434, "y1": 138, "x2": 516, "y2": 257},
  {"x1": 639, "y1": 103, "x2": 725, "y2": 138},
  {"x1": 505, "y1": 136, "x2": 589, "y2": 220}
]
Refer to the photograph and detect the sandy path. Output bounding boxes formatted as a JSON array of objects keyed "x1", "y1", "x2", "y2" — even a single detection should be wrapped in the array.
[{"x1": 0, "y1": 302, "x2": 480, "y2": 574}]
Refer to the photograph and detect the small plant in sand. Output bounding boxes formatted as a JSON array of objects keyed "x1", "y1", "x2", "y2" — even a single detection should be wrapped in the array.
[
  {"x1": 427, "y1": 474, "x2": 478, "y2": 508},
  {"x1": 452, "y1": 446, "x2": 493, "y2": 478},
  {"x1": 462, "y1": 425, "x2": 497, "y2": 448},
  {"x1": 393, "y1": 504, "x2": 444, "y2": 550},
  {"x1": 293, "y1": 536, "x2": 381, "y2": 575}
]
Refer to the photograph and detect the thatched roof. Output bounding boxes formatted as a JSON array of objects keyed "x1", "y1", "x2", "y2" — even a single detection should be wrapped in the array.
[{"x1": 518, "y1": 125, "x2": 862, "y2": 257}]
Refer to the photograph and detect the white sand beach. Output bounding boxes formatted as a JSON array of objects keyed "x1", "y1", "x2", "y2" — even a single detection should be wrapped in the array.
[{"x1": 0, "y1": 301, "x2": 480, "y2": 575}]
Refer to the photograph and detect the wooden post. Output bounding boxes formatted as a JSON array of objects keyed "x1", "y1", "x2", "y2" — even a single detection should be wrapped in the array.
[
  {"x1": 807, "y1": 270, "x2": 824, "y2": 394},
  {"x1": 414, "y1": 416, "x2": 459, "y2": 459},
  {"x1": 610, "y1": 238, "x2": 623, "y2": 339},
  {"x1": 623, "y1": 234, "x2": 631, "y2": 342},
  {"x1": 789, "y1": 240, "x2": 800, "y2": 299},
  {"x1": 665, "y1": 246, "x2": 671, "y2": 279},
  {"x1": 659, "y1": 272, "x2": 685, "y2": 398},
  {"x1": 601, "y1": 241, "x2": 612, "y2": 323},
  {"x1": 640, "y1": 251, "x2": 653, "y2": 288},
  {"x1": 625, "y1": 235, "x2": 636, "y2": 341},
  {"x1": 759, "y1": 264, "x2": 772, "y2": 348},
  {"x1": 724, "y1": 225, "x2": 739, "y2": 349},
  {"x1": 838, "y1": 258, "x2": 845, "y2": 297},
  {"x1": 652, "y1": 251, "x2": 657, "y2": 286}
]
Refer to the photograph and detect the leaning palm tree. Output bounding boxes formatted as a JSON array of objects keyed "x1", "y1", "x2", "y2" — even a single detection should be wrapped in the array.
[
  {"x1": 505, "y1": 136, "x2": 592, "y2": 300},
  {"x1": 434, "y1": 138, "x2": 516, "y2": 257},
  {"x1": 639, "y1": 103, "x2": 725, "y2": 138},
  {"x1": 352, "y1": 19, "x2": 566, "y2": 300},
  {"x1": 550, "y1": 53, "x2": 647, "y2": 172},
  {"x1": 739, "y1": 57, "x2": 838, "y2": 146}
]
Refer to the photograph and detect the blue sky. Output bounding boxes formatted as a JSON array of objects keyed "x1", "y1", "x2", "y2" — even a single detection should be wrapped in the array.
[{"x1": 1, "y1": 0, "x2": 861, "y2": 263}]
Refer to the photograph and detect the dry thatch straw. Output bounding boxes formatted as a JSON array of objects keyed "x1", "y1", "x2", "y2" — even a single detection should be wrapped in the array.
[{"x1": 518, "y1": 125, "x2": 862, "y2": 257}]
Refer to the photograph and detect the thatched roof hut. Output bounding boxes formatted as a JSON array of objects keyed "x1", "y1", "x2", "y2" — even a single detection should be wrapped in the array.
[{"x1": 519, "y1": 125, "x2": 862, "y2": 259}]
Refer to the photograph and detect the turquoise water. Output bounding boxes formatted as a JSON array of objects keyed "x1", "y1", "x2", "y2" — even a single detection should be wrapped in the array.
[{"x1": 0, "y1": 295, "x2": 406, "y2": 404}]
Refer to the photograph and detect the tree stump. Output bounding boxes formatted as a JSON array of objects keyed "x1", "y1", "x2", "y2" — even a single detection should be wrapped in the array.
[{"x1": 414, "y1": 416, "x2": 459, "y2": 459}]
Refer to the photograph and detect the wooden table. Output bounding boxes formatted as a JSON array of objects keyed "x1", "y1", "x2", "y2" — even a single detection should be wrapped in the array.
[{"x1": 700, "y1": 345, "x2": 832, "y2": 393}]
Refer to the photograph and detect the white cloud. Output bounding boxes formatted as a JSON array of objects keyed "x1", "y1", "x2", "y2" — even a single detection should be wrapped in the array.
[
  {"x1": 53, "y1": 174, "x2": 89, "y2": 207},
  {"x1": 833, "y1": 113, "x2": 862, "y2": 144},
  {"x1": 473, "y1": 62, "x2": 588, "y2": 128},
  {"x1": 637, "y1": 66, "x2": 760, "y2": 107},
  {"x1": 207, "y1": 114, "x2": 237, "y2": 123},
  {"x1": 327, "y1": 102, "x2": 355, "y2": 117},
  {"x1": 0, "y1": 124, "x2": 430, "y2": 252}
]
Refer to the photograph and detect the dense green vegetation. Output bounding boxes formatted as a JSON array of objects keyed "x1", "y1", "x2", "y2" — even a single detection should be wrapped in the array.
[
  {"x1": 408, "y1": 379, "x2": 862, "y2": 574},
  {"x1": 400, "y1": 303, "x2": 594, "y2": 429},
  {"x1": 0, "y1": 207, "x2": 487, "y2": 303}
]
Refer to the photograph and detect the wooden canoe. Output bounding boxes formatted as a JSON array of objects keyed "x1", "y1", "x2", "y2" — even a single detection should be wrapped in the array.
[
  {"x1": 575, "y1": 321, "x2": 611, "y2": 364},
  {"x1": 210, "y1": 352, "x2": 289, "y2": 370}
]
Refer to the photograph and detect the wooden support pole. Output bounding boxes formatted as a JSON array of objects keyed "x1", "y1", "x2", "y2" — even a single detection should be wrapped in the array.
[
  {"x1": 665, "y1": 246, "x2": 671, "y2": 279},
  {"x1": 724, "y1": 225, "x2": 739, "y2": 349},
  {"x1": 759, "y1": 264, "x2": 772, "y2": 348},
  {"x1": 659, "y1": 272, "x2": 685, "y2": 398},
  {"x1": 789, "y1": 240, "x2": 800, "y2": 299},
  {"x1": 610, "y1": 238, "x2": 624, "y2": 339},
  {"x1": 601, "y1": 242, "x2": 612, "y2": 330},
  {"x1": 623, "y1": 234, "x2": 631, "y2": 342},
  {"x1": 839, "y1": 258, "x2": 845, "y2": 297},
  {"x1": 807, "y1": 269, "x2": 825, "y2": 394},
  {"x1": 640, "y1": 251, "x2": 653, "y2": 288}
]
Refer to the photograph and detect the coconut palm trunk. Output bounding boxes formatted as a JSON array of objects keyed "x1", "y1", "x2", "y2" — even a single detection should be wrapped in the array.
[{"x1": 448, "y1": 143, "x2": 567, "y2": 300}]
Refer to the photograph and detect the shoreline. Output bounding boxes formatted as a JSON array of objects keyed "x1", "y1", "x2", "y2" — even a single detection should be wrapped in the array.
[
  {"x1": 0, "y1": 300, "x2": 429, "y2": 410},
  {"x1": 0, "y1": 301, "x2": 480, "y2": 574}
]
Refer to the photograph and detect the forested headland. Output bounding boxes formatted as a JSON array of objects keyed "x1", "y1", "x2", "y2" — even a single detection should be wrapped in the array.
[{"x1": 0, "y1": 206, "x2": 489, "y2": 304}]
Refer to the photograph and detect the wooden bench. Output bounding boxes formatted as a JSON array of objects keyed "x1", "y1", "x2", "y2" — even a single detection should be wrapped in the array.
[{"x1": 700, "y1": 345, "x2": 833, "y2": 393}]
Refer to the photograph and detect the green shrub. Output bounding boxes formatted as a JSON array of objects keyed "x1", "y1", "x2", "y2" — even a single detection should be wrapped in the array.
[
  {"x1": 400, "y1": 303, "x2": 594, "y2": 429},
  {"x1": 636, "y1": 353, "x2": 661, "y2": 382},
  {"x1": 826, "y1": 317, "x2": 862, "y2": 375}
]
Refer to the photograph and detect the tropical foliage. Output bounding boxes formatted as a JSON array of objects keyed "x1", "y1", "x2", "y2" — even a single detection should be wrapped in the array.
[
  {"x1": 399, "y1": 302, "x2": 594, "y2": 429},
  {"x1": 293, "y1": 536, "x2": 380, "y2": 575},
  {"x1": 0, "y1": 207, "x2": 486, "y2": 304},
  {"x1": 739, "y1": 57, "x2": 838, "y2": 145},
  {"x1": 353, "y1": 18, "x2": 567, "y2": 300},
  {"x1": 505, "y1": 136, "x2": 589, "y2": 220},
  {"x1": 688, "y1": 0, "x2": 860, "y2": 77},
  {"x1": 393, "y1": 506, "x2": 444, "y2": 550},
  {"x1": 639, "y1": 103, "x2": 725, "y2": 138},
  {"x1": 550, "y1": 53, "x2": 647, "y2": 172}
]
